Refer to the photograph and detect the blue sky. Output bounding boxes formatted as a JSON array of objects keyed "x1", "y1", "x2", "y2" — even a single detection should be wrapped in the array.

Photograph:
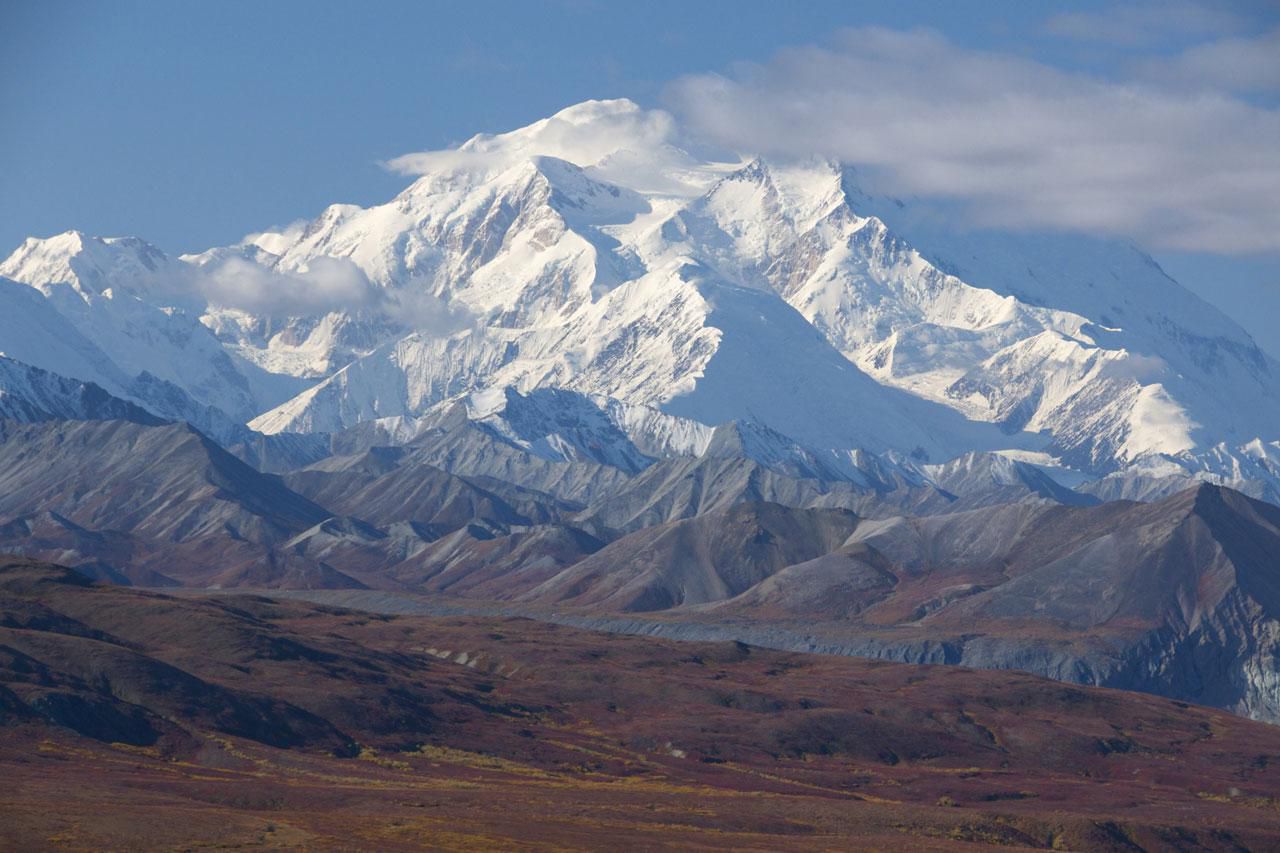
[{"x1": 3, "y1": 0, "x2": 1277, "y2": 352}]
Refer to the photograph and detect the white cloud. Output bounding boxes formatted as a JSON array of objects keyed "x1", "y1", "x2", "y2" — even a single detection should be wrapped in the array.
[
  {"x1": 194, "y1": 257, "x2": 477, "y2": 333},
  {"x1": 379, "y1": 287, "x2": 477, "y2": 335},
  {"x1": 665, "y1": 27, "x2": 1280, "y2": 253},
  {"x1": 1044, "y1": 2, "x2": 1247, "y2": 46},
  {"x1": 383, "y1": 98, "x2": 678, "y2": 177},
  {"x1": 200, "y1": 255, "x2": 379, "y2": 316},
  {"x1": 241, "y1": 220, "x2": 308, "y2": 256},
  {"x1": 1100, "y1": 352, "x2": 1171, "y2": 382},
  {"x1": 1135, "y1": 28, "x2": 1280, "y2": 93}
]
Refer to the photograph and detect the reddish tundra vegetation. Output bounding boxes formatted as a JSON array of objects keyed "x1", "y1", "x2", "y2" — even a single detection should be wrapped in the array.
[{"x1": 2, "y1": 556, "x2": 1280, "y2": 850}]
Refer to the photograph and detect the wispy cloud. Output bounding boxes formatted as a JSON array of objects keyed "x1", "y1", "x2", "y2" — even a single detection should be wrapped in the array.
[
  {"x1": 1043, "y1": 1, "x2": 1248, "y2": 46},
  {"x1": 383, "y1": 99, "x2": 678, "y2": 177},
  {"x1": 193, "y1": 255, "x2": 476, "y2": 333},
  {"x1": 379, "y1": 286, "x2": 478, "y2": 335},
  {"x1": 666, "y1": 26, "x2": 1280, "y2": 253},
  {"x1": 1135, "y1": 28, "x2": 1280, "y2": 93},
  {"x1": 200, "y1": 256, "x2": 381, "y2": 316}
]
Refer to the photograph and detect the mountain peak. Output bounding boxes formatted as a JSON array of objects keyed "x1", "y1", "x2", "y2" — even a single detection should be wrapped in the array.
[
  {"x1": 701, "y1": 419, "x2": 846, "y2": 481},
  {"x1": 5, "y1": 98, "x2": 1276, "y2": 499},
  {"x1": 0, "y1": 230, "x2": 170, "y2": 297},
  {"x1": 384, "y1": 99, "x2": 738, "y2": 202},
  {"x1": 544, "y1": 98, "x2": 645, "y2": 125},
  {"x1": 471, "y1": 98, "x2": 652, "y2": 151},
  {"x1": 393, "y1": 98, "x2": 676, "y2": 180},
  {"x1": 704, "y1": 419, "x2": 786, "y2": 459}
]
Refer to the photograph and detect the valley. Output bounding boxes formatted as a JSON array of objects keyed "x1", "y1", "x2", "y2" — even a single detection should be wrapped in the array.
[
  {"x1": 4, "y1": 557, "x2": 1280, "y2": 850},
  {"x1": 1, "y1": 96, "x2": 1279, "y2": 849}
]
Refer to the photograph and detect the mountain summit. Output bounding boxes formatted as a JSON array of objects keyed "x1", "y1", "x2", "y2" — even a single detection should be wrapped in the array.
[{"x1": 3, "y1": 99, "x2": 1278, "y2": 493}]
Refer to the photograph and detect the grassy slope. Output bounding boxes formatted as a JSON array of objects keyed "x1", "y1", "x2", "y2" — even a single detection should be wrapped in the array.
[{"x1": 3, "y1": 557, "x2": 1280, "y2": 850}]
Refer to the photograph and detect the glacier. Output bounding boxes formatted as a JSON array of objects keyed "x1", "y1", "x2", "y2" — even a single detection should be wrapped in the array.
[{"x1": 2, "y1": 97, "x2": 1278, "y2": 500}]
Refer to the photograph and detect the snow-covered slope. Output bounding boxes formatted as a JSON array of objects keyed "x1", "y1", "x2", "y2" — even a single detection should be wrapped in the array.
[
  {"x1": 226, "y1": 100, "x2": 1279, "y2": 478},
  {"x1": 4, "y1": 98, "x2": 1278, "y2": 492},
  {"x1": 0, "y1": 276, "x2": 134, "y2": 393},
  {"x1": 0, "y1": 231, "x2": 308, "y2": 421},
  {"x1": 248, "y1": 260, "x2": 1003, "y2": 457},
  {"x1": 0, "y1": 232, "x2": 172, "y2": 301},
  {"x1": 0, "y1": 356, "x2": 161, "y2": 425},
  {"x1": 0, "y1": 276, "x2": 232, "y2": 433},
  {"x1": 651, "y1": 158, "x2": 1280, "y2": 471},
  {"x1": 1080, "y1": 440, "x2": 1280, "y2": 506},
  {"x1": 922, "y1": 451, "x2": 1097, "y2": 510}
]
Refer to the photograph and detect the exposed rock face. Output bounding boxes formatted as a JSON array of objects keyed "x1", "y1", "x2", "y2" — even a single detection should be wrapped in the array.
[
  {"x1": 524, "y1": 503, "x2": 863, "y2": 611},
  {"x1": 0, "y1": 356, "x2": 162, "y2": 426},
  {"x1": 3, "y1": 100, "x2": 1280, "y2": 733},
  {"x1": 251, "y1": 485, "x2": 1280, "y2": 724},
  {"x1": 10, "y1": 101, "x2": 1280, "y2": 492},
  {"x1": 1, "y1": 408, "x2": 1278, "y2": 723},
  {"x1": 0, "y1": 419, "x2": 334, "y2": 585}
]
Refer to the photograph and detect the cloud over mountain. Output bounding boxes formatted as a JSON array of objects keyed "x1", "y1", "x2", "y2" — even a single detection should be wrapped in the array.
[
  {"x1": 383, "y1": 99, "x2": 680, "y2": 178},
  {"x1": 195, "y1": 255, "x2": 475, "y2": 333},
  {"x1": 200, "y1": 255, "x2": 380, "y2": 316},
  {"x1": 666, "y1": 26, "x2": 1280, "y2": 254}
]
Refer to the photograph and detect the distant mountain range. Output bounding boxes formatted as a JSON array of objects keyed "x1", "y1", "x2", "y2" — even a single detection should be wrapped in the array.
[
  {"x1": 2, "y1": 99, "x2": 1279, "y2": 727},
  {"x1": 3, "y1": 100, "x2": 1279, "y2": 494}
]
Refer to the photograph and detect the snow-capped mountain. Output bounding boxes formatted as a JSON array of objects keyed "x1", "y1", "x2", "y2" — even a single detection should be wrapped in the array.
[
  {"x1": 3, "y1": 98, "x2": 1278, "y2": 497},
  {"x1": 1080, "y1": 439, "x2": 1280, "y2": 506},
  {"x1": 0, "y1": 275, "x2": 248, "y2": 442},
  {"x1": 0, "y1": 356, "x2": 161, "y2": 425},
  {"x1": 0, "y1": 233, "x2": 306, "y2": 422}
]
